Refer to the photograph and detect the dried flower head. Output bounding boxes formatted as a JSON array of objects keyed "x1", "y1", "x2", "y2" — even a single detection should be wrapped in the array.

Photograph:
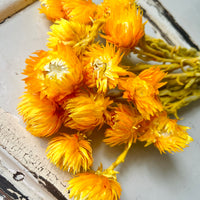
[
  {"x1": 47, "y1": 19, "x2": 94, "y2": 54},
  {"x1": 61, "y1": 0, "x2": 97, "y2": 24},
  {"x1": 119, "y1": 67, "x2": 166, "y2": 119},
  {"x1": 62, "y1": 91, "x2": 113, "y2": 131},
  {"x1": 102, "y1": 2, "x2": 145, "y2": 49},
  {"x1": 39, "y1": 0, "x2": 65, "y2": 21},
  {"x1": 138, "y1": 111, "x2": 193, "y2": 154},
  {"x1": 46, "y1": 133, "x2": 93, "y2": 174},
  {"x1": 68, "y1": 165, "x2": 121, "y2": 200},
  {"x1": 83, "y1": 43, "x2": 128, "y2": 93},
  {"x1": 104, "y1": 104, "x2": 143, "y2": 146},
  {"x1": 23, "y1": 45, "x2": 83, "y2": 101},
  {"x1": 18, "y1": 93, "x2": 62, "y2": 137}
]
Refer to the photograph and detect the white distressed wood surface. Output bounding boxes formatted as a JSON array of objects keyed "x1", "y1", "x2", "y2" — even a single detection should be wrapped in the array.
[
  {"x1": 137, "y1": 0, "x2": 199, "y2": 49},
  {"x1": 0, "y1": 0, "x2": 200, "y2": 199},
  {"x1": 0, "y1": 0, "x2": 36, "y2": 23},
  {"x1": 0, "y1": 147, "x2": 57, "y2": 200},
  {"x1": 159, "y1": 0, "x2": 200, "y2": 46}
]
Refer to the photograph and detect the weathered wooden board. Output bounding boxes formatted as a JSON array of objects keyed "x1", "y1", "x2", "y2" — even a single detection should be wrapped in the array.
[{"x1": 0, "y1": 0, "x2": 200, "y2": 200}]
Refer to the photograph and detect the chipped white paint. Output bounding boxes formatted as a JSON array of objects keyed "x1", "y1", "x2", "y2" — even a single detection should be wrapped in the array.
[
  {"x1": 0, "y1": 108, "x2": 70, "y2": 199},
  {"x1": 0, "y1": 0, "x2": 36, "y2": 23},
  {"x1": 0, "y1": 147, "x2": 59, "y2": 200}
]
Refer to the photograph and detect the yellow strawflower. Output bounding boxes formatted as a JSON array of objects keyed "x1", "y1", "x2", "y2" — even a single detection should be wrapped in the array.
[
  {"x1": 138, "y1": 112, "x2": 193, "y2": 154},
  {"x1": 18, "y1": 93, "x2": 62, "y2": 137},
  {"x1": 104, "y1": 104, "x2": 143, "y2": 146},
  {"x1": 62, "y1": 91, "x2": 112, "y2": 131},
  {"x1": 102, "y1": 2, "x2": 145, "y2": 49},
  {"x1": 23, "y1": 45, "x2": 83, "y2": 101},
  {"x1": 47, "y1": 18, "x2": 95, "y2": 54},
  {"x1": 68, "y1": 165, "x2": 121, "y2": 200},
  {"x1": 46, "y1": 133, "x2": 93, "y2": 174},
  {"x1": 119, "y1": 67, "x2": 166, "y2": 119},
  {"x1": 83, "y1": 43, "x2": 129, "y2": 93},
  {"x1": 61, "y1": 0, "x2": 97, "y2": 24},
  {"x1": 39, "y1": 0, "x2": 65, "y2": 21}
]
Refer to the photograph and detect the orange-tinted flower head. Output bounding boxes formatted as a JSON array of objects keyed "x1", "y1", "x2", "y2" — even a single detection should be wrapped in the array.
[
  {"x1": 23, "y1": 45, "x2": 83, "y2": 101},
  {"x1": 97, "y1": 0, "x2": 135, "y2": 19},
  {"x1": 61, "y1": 0, "x2": 97, "y2": 24},
  {"x1": 119, "y1": 67, "x2": 166, "y2": 119},
  {"x1": 83, "y1": 43, "x2": 129, "y2": 93},
  {"x1": 46, "y1": 133, "x2": 93, "y2": 174},
  {"x1": 138, "y1": 111, "x2": 193, "y2": 154},
  {"x1": 39, "y1": 0, "x2": 65, "y2": 21},
  {"x1": 104, "y1": 104, "x2": 143, "y2": 147},
  {"x1": 18, "y1": 93, "x2": 62, "y2": 137},
  {"x1": 68, "y1": 165, "x2": 121, "y2": 200},
  {"x1": 102, "y1": 2, "x2": 145, "y2": 50},
  {"x1": 62, "y1": 91, "x2": 113, "y2": 131}
]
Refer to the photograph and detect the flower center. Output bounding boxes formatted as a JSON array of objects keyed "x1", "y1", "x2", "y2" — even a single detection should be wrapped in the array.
[
  {"x1": 92, "y1": 58, "x2": 107, "y2": 79},
  {"x1": 44, "y1": 58, "x2": 68, "y2": 80}
]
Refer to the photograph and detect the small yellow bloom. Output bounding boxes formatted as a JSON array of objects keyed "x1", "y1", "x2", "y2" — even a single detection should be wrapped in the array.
[
  {"x1": 83, "y1": 43, "x2": 129, "y2": 93},
  {"x1": 68, "y1": 166, "x2": 121, "y2": 200},
  {"x1": 102, "y1": 2, "x2": 145, "y2": 49},
  {"x1": 61, "y1": 0, "x2": 97, "y2": 24},
  {"x1": 104, "y1": 104, "x2": 143, "y2": 146},
  {"x1": 138, "y1": 111, "x2": 193, "y2": 154},
  {"x1": 119, "y1": 67, "x2": 166, "y2": 119},
  {"x1": 39, "y1": 0, "x2": 65, "y2": 21},
  {"x1": 62, "y1": 91, "x2": 112, "y2": 131},
  {"x1": 18, "y1": 93, "x2": 62, "y2": 137},
  {"x1": 23, "y1": 45, "x2": 83, "y2": 101},
  {"x1": 46, "y1": 133, "x2": 93, "y2": 174},
  {"x1": 47, "y1": 18, "x2": 92, "y2": 53}
]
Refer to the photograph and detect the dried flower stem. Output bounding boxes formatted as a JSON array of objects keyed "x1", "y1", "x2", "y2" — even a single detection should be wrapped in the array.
[{"x1": 108, "y1": 142, "x2": 132, "y2": 171}]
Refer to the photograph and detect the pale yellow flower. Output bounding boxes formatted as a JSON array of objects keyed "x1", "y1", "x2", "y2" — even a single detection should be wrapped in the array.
[
  {"x1": 47, "y1": 18, "x2": 92, "y2": 53},
  {"x1": 46, "y1": 133, "x2": 93, "y2": 174}
]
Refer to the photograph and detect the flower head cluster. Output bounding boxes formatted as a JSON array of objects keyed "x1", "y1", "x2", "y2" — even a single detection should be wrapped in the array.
[
  {"x1": 40, "y1": 0, "x2": 97, "y2": 24},
  {"x1": 18, "y1": 0, "x2": 194, "y2": 199}
]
